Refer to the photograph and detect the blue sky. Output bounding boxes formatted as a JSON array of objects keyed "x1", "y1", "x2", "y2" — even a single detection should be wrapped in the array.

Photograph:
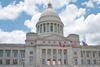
[{"x1": 0, "y1": 0, "x2": 100, "y2": 45}]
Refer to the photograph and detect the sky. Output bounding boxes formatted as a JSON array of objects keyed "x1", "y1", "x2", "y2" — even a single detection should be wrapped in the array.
[{"x1": 0, "y1": 0, "x2": 100, "y2": 45}]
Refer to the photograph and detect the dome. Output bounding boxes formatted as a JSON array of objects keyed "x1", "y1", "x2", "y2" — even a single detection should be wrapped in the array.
[
  {"x1": 36, "y1": 2, "x2": 64, "y2": 36},
  {"x1": 41, "y1": 8, "x2": 59, "y2": 17},
  {"x1": 37, "y1": 8, "x2": 62, "y2": 24}
]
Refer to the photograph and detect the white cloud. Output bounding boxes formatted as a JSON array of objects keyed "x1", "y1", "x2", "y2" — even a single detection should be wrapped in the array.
[
  {"x1": 0, "y1": 1, "x2": 24, "y2": 20},
  {"x1": 92, "y1": 0, "x2": 100, "y2": 5},
  {"x1": 24, "y1": 13, "x2": 41, "y2": 32},
  {"x1": 0, "y1": 0, "x2": 78, "y2": 20},
  {"x1": 0, "y1": 29, "x2": 26, "y2": 44},
  {"x1": 82, "y1": 0, "x2": 94, "y2": 8},
  {"x1": 59, "y1": 4, "x2": 100, "y2": 45}
]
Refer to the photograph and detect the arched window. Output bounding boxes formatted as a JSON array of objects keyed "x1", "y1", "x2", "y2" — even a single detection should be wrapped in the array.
[
  {"x1": 43, "y1": 24, "x2": 46, "y2": 32},
  {"x1": 58, "y1": 24, "x2": 59, "y2": 33},
  {"x1": 60, "y1": 25, "x2": 62, "y2": 33},
  {"x1": 50, "y1": 23, "x2": 53, "y2": 32},
  {"x1": 54, "y1": 24, "x2": 57, "y2": 32},
  {"x1": 37, "y1": 25, "x2": 39, "y2": 32},
  {"x1": 47, "y1": 23, "x2": 49, "y2": 32},
  {"x1": 40, "y1": 24, "x2": 42, "y2": 33}
]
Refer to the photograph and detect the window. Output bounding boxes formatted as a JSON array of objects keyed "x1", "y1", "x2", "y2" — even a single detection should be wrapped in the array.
[
  {"x1": 93, "y1": 52, "x2": 96, "y2": 57},
  {"x1": 47, "y1": 23, "x2": 49, "y2": 32},
  {"x1": 42, "y1": 59, "x2": 45, "y2": 64},
  {"x1": 47, "y1": 59, "x2": 51, "y2": 65},
  {"x1": 74, "y1": 52, "x2": 77, "y2": 55},
  {"x1": 58, "y1": 59, "x2": 61, "y2": 64},
  {"x1": 87, "y1": 53, "x2": 89, "y2": 57},
  {"x1": 99, "y1": 52, "x2": 100, "y2": 57},
  {"x1": 13, "y1": 51, "x2": 18, "y2": 57},
  {"x1": 6, "y1": 59, "x2": 10, "y2": 65},
  {"x1": 13, "y1": 59, "x2": 18, "y2": 64},
  {"x1": 43, "y1": 24, "x2": 46, "y2": 32},
  {"x1": 40, "y1": 24, "x2": 42, "y2": 33},
  {"x1": 0, "y1": 59, "x2": 2, "y2": 64},
  {"x1": 21, "y1": 51, "x2": 25, "y2": 58},
  {"x1": 74, "y1": 59, "x2": 78, "y2": 65},
  {"x1": 64, "y1": 59, "x2": 66, "y2": 64},
  {"x1": 58, "y1": 24, "x2": 59, "y2": 33},
  {"x1": 37, "y1": 25, "x2": 39, "y2": 32},
  {"x1": 43, "y1": 41, "x2": 45, "y2": 43},
  {"x1": 50, "y1": 23, "x2": 53, "y2": 32},
  {"x1": 81, "y1": 59, "x2": 83, "y2": 64},
  {"x1": 81, "y1": 51, "x2": 83, "y2": 58},
  {"x1": 0, "y1": 50, "x2": 3, "y2": 57},
  {"x1": 53, "y1": 59, "x2": 56, "y2": 65},
  {"x1": 6, "y1": 50, "x2": 10, "y2": 57},
  {"x1": 30, "y1": 51, "x2": 33, "y2": 55},
  {"x1": 54, "y1": 24, "x2": 57, "y2": 32},
  {"x1": 87, "y1": 59, "x2": 90, "y2": 64},
  {"x1": 29, "y1": 56, "x2": 33, "y2": 64},
  {"x1": 93, "y1": 59, "x2": 96, "y2": 64}
]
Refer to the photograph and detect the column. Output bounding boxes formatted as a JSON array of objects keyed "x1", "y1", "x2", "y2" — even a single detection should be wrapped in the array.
[
  {"x1": 62, "y1": 49, "x2": 64, "y2": 64},
  {"x1": 84, "y1": 51, "x2": 86, "y2": 64},
  {"x1": 3, "y1": 50, "x2": 5, "y2": 64},
  {"x1": 51, "y1": 49, "x2": 53, "y2": 65},
  {"x1": 10, "y1": 50, "x2": 13, "y2": 64},
  {"x1": 18, "y1": 50, "x2": 20, "y2": 64},
  {"x1": 56, "y1": 49, "x2": 58, "y2": 65},
  {"x1": 46, "y1": 49, "x2": 47, "y2": 65}
]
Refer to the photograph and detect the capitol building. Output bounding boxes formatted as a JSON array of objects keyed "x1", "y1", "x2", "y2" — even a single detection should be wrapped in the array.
[{"x1": 0, "y1": 2, "x2": 100, "y2": 67}]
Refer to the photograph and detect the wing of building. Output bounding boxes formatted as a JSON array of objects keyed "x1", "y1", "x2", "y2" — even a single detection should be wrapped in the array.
[{"x1": 0, "y1": 2, "x2": 100, "y2": 67}]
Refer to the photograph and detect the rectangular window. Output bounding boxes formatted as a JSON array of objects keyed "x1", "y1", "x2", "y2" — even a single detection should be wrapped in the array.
[
  {"x1": 42, "y1": 59, "x2": 45, "y2": 64},
  {"x1": 58, "y1": 59, "x2": 61, "y2": 64},
  {"x1": 64, "y1": 59, "x2": 66, "y2": 64},
  {"x1": 74, "y1": 59, "x2": 78, "y2": 65},
  {"x1": 29, "y1": 56, "x2": 33, "y2": 65},
  {"x1": 0, "y1": 50, "x2": 3, "y2": 57},
  {"x1": 87, "y1": 59, "x2": 90, "y2": 64},
  {"x1": 6, "y1": 50, "x2": 10, "y2": 57},
  {"x1": 74, "y1": 52, "x2": 77, "y2": 55},
  {"x1": 21, "y1": 51, "x2": 25, "y2": 58},
  {"x1": 0, "y1": 59, "x2": 2, "y2": 64},
  {"x1": 13, "y1": 51, "x2": 18, "y2": 57},
  {"x1": 99, "y1": 52, "x2": 100, "y2": 57},
  {"x1": 13, "y1": 59, "x2": 18, "y2": 64},
  {"x1": 81, "y1": 52, "x2": 83, "y2": 58},
  {"x1": 6, "y1": 59, "x2": 10, "y2": 65},
  {"x1": 87, "y1": 53, "x2": 89, "y2": 57},
  {"x1": 93, "y1": 59, "x2": 96, "y2": 64},
  {"x1": 93, "y1": 52, "x2": 96, "y2": 57},
  {"x1": 30, "y1": 51, "x2": 33, "y2": 55},
  {"x1": 81, "y1": 59, "x2": 83, "y2": 64},
  {"x1": 52, "y1": 59, "x2": 56, "y2": 65}
]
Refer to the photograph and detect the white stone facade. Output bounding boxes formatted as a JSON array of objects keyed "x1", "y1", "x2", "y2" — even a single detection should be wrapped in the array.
[{"x1": 0, "y1": 2, "x2": 100, "y2": 67}]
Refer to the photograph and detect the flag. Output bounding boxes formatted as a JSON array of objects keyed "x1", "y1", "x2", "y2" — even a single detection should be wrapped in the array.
[
  {"x1": 70, "y1": 41, "x2": 75, "y2": 46},
  {"x1": 62, "y1": 43, "x2": 66, "y2": 47},
  {"x1": 59, "y1": 42, "x2": 62, "y2": 47},
  {"x1": 82, "y1": 41, "x2": 88, "y2": 46}
]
